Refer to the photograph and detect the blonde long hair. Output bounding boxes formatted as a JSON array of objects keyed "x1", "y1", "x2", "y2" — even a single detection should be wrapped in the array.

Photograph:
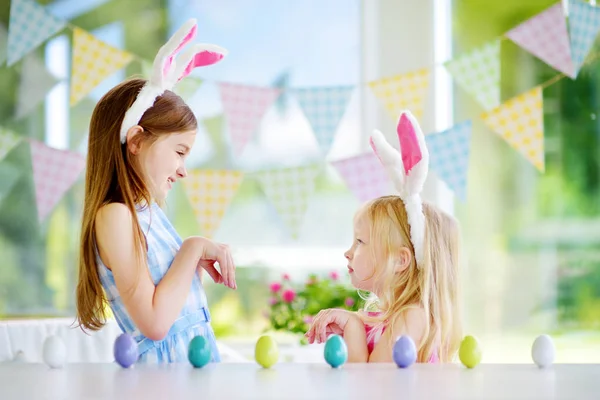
[
  {"x1": 361, "y1": 195, "x2": 462, "y2": 362},
  {"x1": 76, "y1": 78, "x2": 197, "y2": 332}
]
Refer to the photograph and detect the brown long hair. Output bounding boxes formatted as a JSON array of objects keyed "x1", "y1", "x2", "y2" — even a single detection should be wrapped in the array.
[
  {"x1": 361, "y1": 196, "x2": 462, "y2": 362},
  {"x1": 76, "y1": 78, "x2": 197, "y2": 332}
]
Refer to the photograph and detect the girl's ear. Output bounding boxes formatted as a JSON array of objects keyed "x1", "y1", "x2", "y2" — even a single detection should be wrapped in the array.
[
  {"x1": 394, "y1": 246, "x2": 413, "y2": 273},
  {"x1": 126, "y1": 125, "x2": 144, "y2": 155}
]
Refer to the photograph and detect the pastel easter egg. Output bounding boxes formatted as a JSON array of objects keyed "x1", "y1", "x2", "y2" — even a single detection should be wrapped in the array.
[
  {"x1": 324, "y1": 334, "x2": 348, "y2": 368},
  {"x1": 459, "y1": 335, "x2": 482, "y2": 369},
  {"x1": 531, "y1": 334, "x2": 555, "y2": 368},
  {"x1": 114, "y1": 333, "x2": 138, "y2": 368},
  {"x1": 255, "y1": 335, "x2": 279, "y2": 368},
  {"x1": 393, "y1": 335, "x2": 417, "y2": 368},
  {"x1": 42, "y1": 336, "x2": 66, "y2": 369},
  {"x1": 188, "y1": 335, "x2": 212, "y2": 368}
]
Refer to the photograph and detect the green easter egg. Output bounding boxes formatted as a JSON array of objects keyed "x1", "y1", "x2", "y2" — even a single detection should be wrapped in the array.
[
  {"x1": 459, "y1": 335, "x2": 482, "y2": 368},
  {"x1": 255, "y1": 335, "x2": 279, "y2": 368}
]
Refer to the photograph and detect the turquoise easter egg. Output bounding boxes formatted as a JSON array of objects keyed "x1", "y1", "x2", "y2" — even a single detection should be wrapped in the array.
[
  {"x1": 188, "y1": 335, "x2": 212, "y2": 368},
  {"x1": 324, "y1": 334, "x2": 348, "y2": 368}
]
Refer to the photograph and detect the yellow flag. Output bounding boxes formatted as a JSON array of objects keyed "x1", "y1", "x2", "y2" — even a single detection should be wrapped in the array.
[
  {"x1": 70, "y1": 28, "x2": 134, "y2": 106},
  {"x1": 481, "y1": 87, "x2": 544, "y2": 172},
  {"x1": 183, "y1": 170, "x2": 244, "y2": 238},
  {"x1": 368, "y1": 68, "x2": 430, "y2": 120}
]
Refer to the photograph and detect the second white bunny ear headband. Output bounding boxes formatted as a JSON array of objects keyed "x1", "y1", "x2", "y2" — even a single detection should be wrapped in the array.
[
  {"x1": 119, "y1": 18, "x2": 228, "y2": 143},
  {"x1": 369, "y1": 110, "x2": 429, "y2": 268}
]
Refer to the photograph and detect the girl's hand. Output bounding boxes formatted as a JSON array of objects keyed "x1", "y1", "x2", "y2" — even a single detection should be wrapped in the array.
[
  {"x1": 305, "y1": 309, "x2": 362, "y2": 344},
  {"x1": 193, "y1": 237, "x2": 236, "y2": 289}
]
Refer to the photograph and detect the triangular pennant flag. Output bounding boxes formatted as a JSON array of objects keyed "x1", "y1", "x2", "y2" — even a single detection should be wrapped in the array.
[
  {"x1": 368, "y1": 69, "x2": 430, "y2": 120},
  {"x1": 425, "y1": 120, "x2": 472, "y2": 201},
  {"x1": 218, "y1": 83, "x2": 281, "y2": 157},
  {"x1": 15, "y1": 53, "x2": 60, "y2": 119},
  {"x1": 0, "y1": 127, "x2": 22, "y2": 162},
  {"x1": 254, "y1": 164, "x2": 321, "y2": 239},
  {"x1": 7, "y1": 0, "x2": 66, "y2": 66},
  {"x1": 293, "y1": 86, "x2": 355, "y2": 154},
  {"x1": 481, "y1": 87, "x2": 544, "y2": 172},
  {"x1": 0, "y1": 24, "x2": 8, "y2": 66},
  {"x1": 568, "y1": 0, "x2": 600, "y2": 76},
  {"x1": 70, "y1": 27, "x2": 134, "y2": 106},
  {"x1": 506, "y1": 3, "x2": 575, "y2": 78},
  {"x1": 445, "y1": 40, "x2": 500, "y2": 110},
  {"x1": 173, "y1": 77, "x2": 203, "y2": 100},
  {"x1": 0, "y1": 163, "x2": 21, "y2": 205},
  {"x1": 330, "y1": 153, "x2": 392, "y2": 203},
  {"x1": 182, "y1": 170, "x2": 243, "y2": 238},
  {"x1": 29, "y1": 140, "x2": 86, "y2": 222}
]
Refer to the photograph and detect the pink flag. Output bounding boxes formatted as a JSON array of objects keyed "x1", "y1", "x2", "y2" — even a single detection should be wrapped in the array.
[
  {"x1": 30, "y1": 140, "x2": 86, "y2": 223},
  {"x1": 331, "y1": 153, "x2": 393, "y2": 203},
  {"x1": 506, "y1": 3, "x2": 575, "y2": 78},
  {"x1": 218, "y1": 83, "x2": 281, "y2": 157}
]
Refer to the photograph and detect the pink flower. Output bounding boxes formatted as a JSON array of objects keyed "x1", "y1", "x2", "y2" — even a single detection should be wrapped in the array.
[
  {"x1": 269, "y1": 282, "x2": 282, "y2": 293},
  {"x1": 268, "y1": 297, "x2": 278, "y2": 306},
  {"x1": 282, "y1": 289, "x2": 296, "y2": 303},
  {"x1": 329, "y1": 271, "x2": 340, "y2": 281},
  {"x1": 345, "y1": 297, "x2": 355, "y2": 307},
  {"x1": 282, "y1": 273, "x2": 291, "y2": 281},
  {"x1": 303, "y1": 315, "x2": 313, "y2": 324}
]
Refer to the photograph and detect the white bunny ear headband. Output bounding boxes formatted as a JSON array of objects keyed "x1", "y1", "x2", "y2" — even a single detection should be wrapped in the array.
[
  {"x1": 119, "y1": 18, "x2": 228, "y2": 143},
  {"x1": 369, "y1": 110, "x2": 429, "y2": 268}
]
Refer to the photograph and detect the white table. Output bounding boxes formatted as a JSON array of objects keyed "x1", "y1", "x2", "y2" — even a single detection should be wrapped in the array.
[{"x1": 0, "y1": 362, "x2": 598, "y2": 399}]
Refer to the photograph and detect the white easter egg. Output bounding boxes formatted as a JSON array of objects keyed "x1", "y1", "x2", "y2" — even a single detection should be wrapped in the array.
[
  {"x1": 531, "y1": 334, "x2": 555, "y2": 368},
  {"x1": 43, "y1": 336, "x2": 66, "y2": 369}
]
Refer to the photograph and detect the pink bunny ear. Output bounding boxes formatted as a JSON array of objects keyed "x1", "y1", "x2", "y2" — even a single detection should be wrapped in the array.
[
  {"x1": 175, "y1": 44, "x2": 228, "y2": 82},
  {"x1": 161, "y1": 19, "x2": 198, "y2": 78},
  {"x1": 397, "y1": 113, "x2": 423, "y2": 175}
]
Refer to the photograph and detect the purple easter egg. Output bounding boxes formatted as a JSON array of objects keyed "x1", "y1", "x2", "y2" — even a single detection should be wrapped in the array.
[
  {"x1": 393, "y1": 335, "x2": 416, "y2": 368},
  {"x1": 114, "y1": 333, "x2": 138, "y2": 368}
]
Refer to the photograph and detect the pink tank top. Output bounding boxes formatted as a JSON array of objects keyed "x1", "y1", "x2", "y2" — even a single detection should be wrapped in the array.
[{"x1": 364, "y1": 311, "x2": 439, "y2": 363}]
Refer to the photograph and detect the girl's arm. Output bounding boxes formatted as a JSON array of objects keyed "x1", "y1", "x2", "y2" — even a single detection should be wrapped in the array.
[
  {"x1": 367, "y1": 308, "x2": 427, "y2": 363},
  {"x1": 95, "y1": 203, "x2": 234, "y2": 341},
  {"x1": 341, "y1": 315, "x2": 369, "y2": 362}
]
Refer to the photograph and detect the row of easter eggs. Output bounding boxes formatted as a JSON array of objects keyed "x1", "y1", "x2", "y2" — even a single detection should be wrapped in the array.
[{"x1": 39, "y1": 332, "x2": 556, "y2": 369}]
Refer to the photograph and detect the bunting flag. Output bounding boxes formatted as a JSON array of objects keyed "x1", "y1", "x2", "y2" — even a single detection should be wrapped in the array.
[
  {"x1": 173, "y1": 77, "x2": 203, "y2": 100},
  {"x1": 7, "y1": 0, "x2": 66, "y2": 66},
  {"x1": 568, "y1": 0, "x2": 600, "y2": 76},
  {"x1": 0, "y1": 24, "x2": 7, "y2": 66},
  {"x1": 29, "y1": 140, "x2": 86, "y2": 223},
  {"x1": 0, "y1": 127, "x2": 22, "y2": 162},
  {"x1": 254, "y1": 164, "x2": 322, "y2": 239},
  {"x1": 70, "y1": 27, "x2": 134, "y2": 106},
  {"x1": 445, "y1": 40, "x2": 500, "y2": 110},
  {"x1": 425, "y1": 120, "x2": 472, "y2": 201},
  {"x1": 0, "y1": 163, "x2": 21, "y2": 205},
  {"x1": 15, "y1": 53, "x2": 60, "y2": 119},
  {"x1": 481, "y1": 86, "x2": 544, "y2": 172},
  {"x1": 293, "y1": 86, "x2": 355, "y2": 154},
  {"x1": 505, "y1": 3, "x2": 575, "y2": 78},
  {"x1": 330, "y1": 153, "x2": 392, "y2": 203},
  {"x1": 218, "y1": 83, "x2": 281, "y2": 157},
  {"x1": 368, "y1": 69, "x2": 430, "y2": 121},
  {"x1": 182, "y1": 170, "x2": 244, "y2": 238}
]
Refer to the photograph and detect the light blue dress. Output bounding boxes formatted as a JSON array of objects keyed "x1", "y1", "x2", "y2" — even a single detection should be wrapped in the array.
[{"x1": 97, "y1": 202, "x2": 220, "y2": 363}]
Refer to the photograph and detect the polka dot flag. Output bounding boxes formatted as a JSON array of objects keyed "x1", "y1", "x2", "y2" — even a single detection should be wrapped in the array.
[
  {"x1": 254, "y1": 164, "x2": 322, "y2": 239},
  {"x1": 29, "y1": 140, "x2": 86, "y2": 223},
  {"x1": 0, "y1": 127, "x2": 22, "y2": 162},
  {"x1": 506, "y1": 3, "x2": 575, "y2": 79},
  {"x1": 7, "y1": 0, "x2": 66, "y2": 66},
  {"x1": 368, "y1": 68, "x2": 430, "y2": 121},
  {"x1": 481, "y1": 87, "x2": 544, "y2": 172},
  {"x1": 70, "y1": 27, "x2": 134, "y2": 106},
  {"x1": 568, "y1": 0, "x2": 600, "y2": 77},
  {"x1": 425, "y1": 120, "x2": 472, "y2": 202},
  {"x1": 293, "y1": 86, "x2": 355, "y2": 155},
  {"x1": 445, "y1": 40, "x2": 500, "y2": 110},
  {"x1": 183, "y1": 170, "x2": 244, "y2": 238},
  {"x1": 330, "y1": 152, "x2": 393, "y2": 204}
]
